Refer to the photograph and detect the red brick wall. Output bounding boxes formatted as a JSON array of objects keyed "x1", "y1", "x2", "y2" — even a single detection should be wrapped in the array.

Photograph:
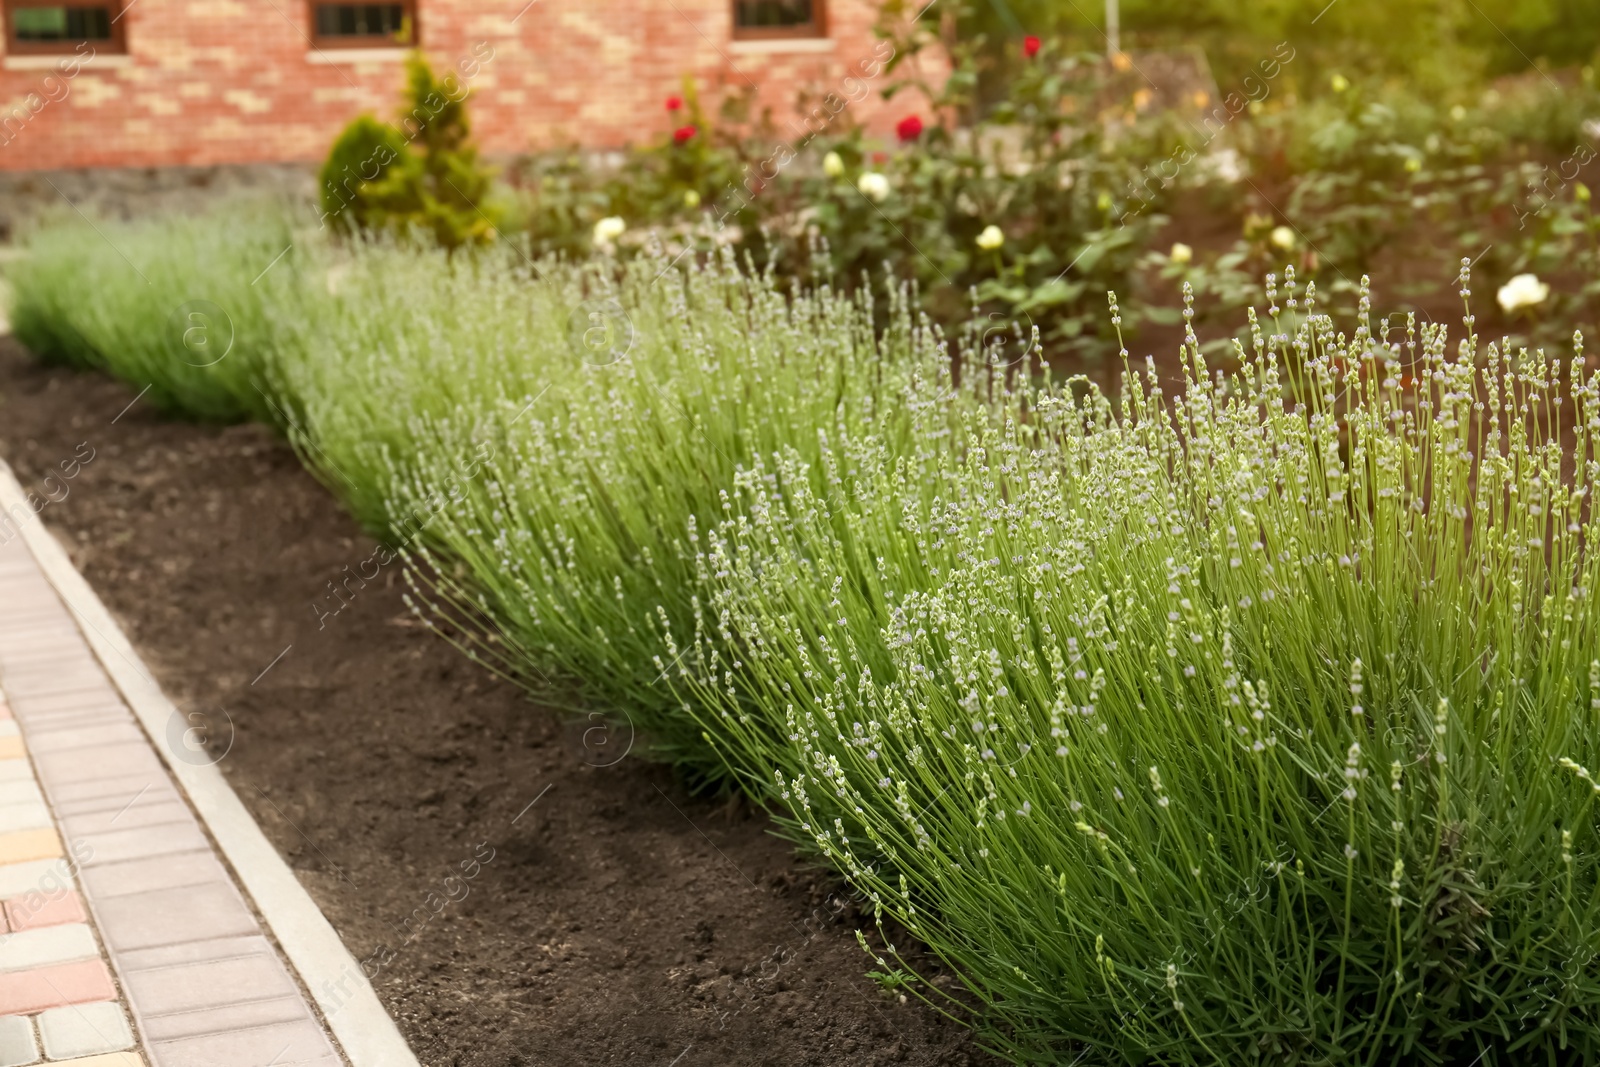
[{"x1": 0, "y1": 0, "x2": 944, "y2": 171}]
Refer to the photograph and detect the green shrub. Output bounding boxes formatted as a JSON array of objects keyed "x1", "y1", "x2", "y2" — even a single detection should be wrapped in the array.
[
  {"x1": 504, "y1": 30, "x2": 1170, "y2": 358},
  {"x1": 319, "y1": 53, "x2": 501, "y2": 249},
  {"x1": 320, "y1": 115, "x2": 418, "y2": 235}
]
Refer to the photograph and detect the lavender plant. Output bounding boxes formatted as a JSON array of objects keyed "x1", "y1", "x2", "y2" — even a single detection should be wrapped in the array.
[
  {"x1": 313, "y1": 246, "x2": 1011, "y2": 768},
  {"x1": 674, "y1": 269, "x2": 1600, "y2": 1062},
  {"x1": 10, "y1": 208, "x2": 305, "y2": 423}
]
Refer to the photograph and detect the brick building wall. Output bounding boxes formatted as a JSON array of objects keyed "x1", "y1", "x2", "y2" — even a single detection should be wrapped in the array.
[{"x1": 0, "y1": 0, "x2": 942, "y2": 172}]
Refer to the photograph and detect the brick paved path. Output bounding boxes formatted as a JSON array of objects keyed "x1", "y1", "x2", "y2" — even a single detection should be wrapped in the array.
[{"x1": 0, "y1": 532, "x2": 345, "y2": 1065}]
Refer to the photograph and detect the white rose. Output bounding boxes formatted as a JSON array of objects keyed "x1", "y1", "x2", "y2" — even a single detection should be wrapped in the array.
[
  {"x1": 1269, "y1": 225, "x2": 1295, "y2": 251},
  {"x1": 823, "y1": 151, "x2": 845, "y2": 178},
  {"x1": 857, "y1": 172, "x2": 891, "y2": 203},
  {"x1": 1169, "y1": 242, "x2": 1193, "y2": 265},
  {"x1": 1497, "y1": 273, "x2": 1550, "y2": 314},
  {"x1": 593, "y1": 216, "x2": 626, "y2": 244},
  {"x1": 975, "y1": 225, "x2": 1005, "y2": 251}
]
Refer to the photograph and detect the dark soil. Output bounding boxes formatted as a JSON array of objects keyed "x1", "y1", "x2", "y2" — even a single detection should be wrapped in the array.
[{"x1": 0, "y1": 336, "x2": 986, "y2": 1067}]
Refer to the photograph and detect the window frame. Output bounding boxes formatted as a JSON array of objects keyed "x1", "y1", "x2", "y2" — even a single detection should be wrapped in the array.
[
  {"x1": 308, "y1": 0, "x2": 417, "y2": 50},
  {"x1": 731, "y1": 0, "x2": 826, "y2": 40},
  {"x1": 3, "y1": 0, "x2": 125, "y2": 56}
]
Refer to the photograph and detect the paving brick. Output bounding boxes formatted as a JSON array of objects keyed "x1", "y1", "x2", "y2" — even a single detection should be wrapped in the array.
[
  {"x1": 116, "y1": 933, "x2": 272, "y2": 972},
  {"x1": 0, "y1": 802, "x2": 50, "y2": 835},
  {"x1": 0, "y1": 644, "x2": 99, "y2": 666},
  {"x1": 0, "y1": 630, "x2": 73, "y2": 646},
  {"x1": 37, "y1": 1001, "x2": 134, "y2": 1059},
  {"x1": 0, "y1": 587, "x2": 69, "y2": 608},
  {"x1": 46, "y1": 1055, "x2": 144, "y2": 1067},
  {"x1": 0, "y1": 923, "x2": 98, "y2": 972},
  {"x1": 2, "y1": 676, "x2": 92, "y2": 697},
  {"x1": 0, "y1": 1013, "x2": 37, "y2": 1067},
  {"x1": 0, "y1": 768, "x2": 25, "y2": 787},
  {"x1": 94, "y1": 882, "x2": 258, "y2": 952},
  {"x1": 5, "y1": 887, "x2": 86, "y2": 930},
  {"x1": 0, "y1": 784, "x2": 42, "y2": 809},
  {"x1": 14, "y1": 709, "x2": 126, "y2": 733},
  {"x1": 0, "y1": 741, "x2": 21, "y2": 761},
  {"x1": 0, "y1": 959, "x2": 115, "y2": 1014},
  {"x1": 0, "y1": 598, "x2": 58, "y2": 616},
  {"x1": 0, "y1": 860, "x2": 76, "y2": 900},
  {"x1": 141, "y1": 995, "x2": 310, "y2": 1042},
  {"x1": 148, "y1": 1019, "x2": 338, "y2": 1067},
  {"x1": 0, "y1": 675, "x2": 106, "y2": 701},
  {"x1": 0, "y1": 829, "x2": 62, "y2": 866},
  {"x1": 60, "y1": 800, "x2": 194, "y2": 838},
  {"x1": 0, "y1": 625, "x2": 84, "y2": 646},
  {"x1": 3, "y1": 644, "x2": 100, "y2": 664},
  {"x1": 76, "y1": 852, "x2": 218, "y2": 901},
  {"x1": 71, "y1": 822, "x2": 209, "y2": 867},
  {"x1": 32, "y1": 744, "x2": 163, "y2": 785},
  {"x1": 45, "y1": 777, "x2": 171, "y2": 817},
  {"x1": 5, "y1": 693, "x2": 123, "y2": 720},
  {"x1": 0, "y1": 725, "x2": 16, "y2": 740},
  {"x1": 122, "y1": 943, "x2": 301, "y2": 1018},
  {"x1": 22, "y1": 724, "x2": 147, "y2": 756}
]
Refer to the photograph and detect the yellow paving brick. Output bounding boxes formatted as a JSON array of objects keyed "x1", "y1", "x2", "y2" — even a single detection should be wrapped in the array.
[
  {"x1": 0, "y1": 737, "x2": 23, "y2": 760},
  {"x1": 48, "y1": 1056, "x2": 145, "y2": 1067},
  {"x1": 0, "y1": 827, "x2": 62, "y2": 864}
]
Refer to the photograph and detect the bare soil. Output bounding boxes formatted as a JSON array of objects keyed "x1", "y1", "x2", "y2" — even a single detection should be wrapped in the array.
[{"x1": 0, "y1": 337, "x2": 986, "y2": 1067}]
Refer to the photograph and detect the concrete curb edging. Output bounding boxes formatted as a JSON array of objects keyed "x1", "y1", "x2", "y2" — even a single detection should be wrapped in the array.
[{"x1": 0, "y1": 461, "x2": 421, "y2": 1067}]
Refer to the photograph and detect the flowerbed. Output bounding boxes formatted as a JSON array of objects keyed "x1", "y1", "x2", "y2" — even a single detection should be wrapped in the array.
[{"x1": 13, "y1": 215, "x2": 1600, "y2": 1064}]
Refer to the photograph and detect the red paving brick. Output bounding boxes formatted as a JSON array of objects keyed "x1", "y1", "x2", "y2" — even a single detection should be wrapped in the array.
[
  {"x1": 0, "y1": 957, "x2": 116, "y2": 1014},
  {"x1": 6, "y1": 886, "x2": 87, "y2": 930}
]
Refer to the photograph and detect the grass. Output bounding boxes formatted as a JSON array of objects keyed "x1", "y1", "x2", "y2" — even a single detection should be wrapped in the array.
[{"x1": 12, "y1": 212, "x2": 1600, "y2": 1064}]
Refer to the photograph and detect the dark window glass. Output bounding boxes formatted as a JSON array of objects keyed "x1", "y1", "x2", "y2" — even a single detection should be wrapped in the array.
[
  {"x1": 315, "y1": 3, "x2": 406, "y2": 39},
  {"x1": 12, "y1": 5, "x2": 112, "y2": 40},
  {"x1": 734, "y1": 0, "x2": 814, "y2": 29}
]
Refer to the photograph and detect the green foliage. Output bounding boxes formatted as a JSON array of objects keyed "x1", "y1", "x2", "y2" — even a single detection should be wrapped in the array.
[
  {"x1": 319, "y1": 53, "x2": 501, "y2": 248},
  {"x1": 798, "y1": 31, "x2": 1168, "y2": 352},
  {"x1": 320, "y1": 115, "x2": 418, "y2": 235},
  {"x1": 8, "y1": 208, "x2": 302, "y2": 422},
  {"x1": 963, "y1": 0, "x2": 1600, "y2": 98},
  {"x1": 506, "y1": 32, "x2": 1167, "y2": 358}
]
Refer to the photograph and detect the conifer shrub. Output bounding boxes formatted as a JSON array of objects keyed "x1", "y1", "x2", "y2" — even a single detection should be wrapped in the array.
[{"x1": 319, "y1": 54, "x2": 502, "y2": 249}]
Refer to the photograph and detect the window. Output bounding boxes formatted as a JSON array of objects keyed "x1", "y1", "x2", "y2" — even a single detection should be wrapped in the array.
[
  {"x1": 3, "y1": 0, "x2": 123, "y2": 54},
  {"x1": 310, "y1": 1, "x2": 414, "y2": 48},
  {"x1": 733, "y1": 0, "x2": 824, "y2": 39}
]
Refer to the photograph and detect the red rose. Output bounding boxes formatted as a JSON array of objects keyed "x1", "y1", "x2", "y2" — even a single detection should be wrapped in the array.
[
  {"x1": 674, "y1": 124, "x2": 697, "y2": 144},
  {"x1": 871, "y1": 151, "x2": 888, "y2": 165},
  {"x1": 1023, "y1": 35, "x2": 1041, "y2": 58},
  {"x1": 896, "y1": 114, "x2": 923, "y2": 142},
  {"x1": 666, "y1": 96, "x2": 683, "y2": 111}
]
